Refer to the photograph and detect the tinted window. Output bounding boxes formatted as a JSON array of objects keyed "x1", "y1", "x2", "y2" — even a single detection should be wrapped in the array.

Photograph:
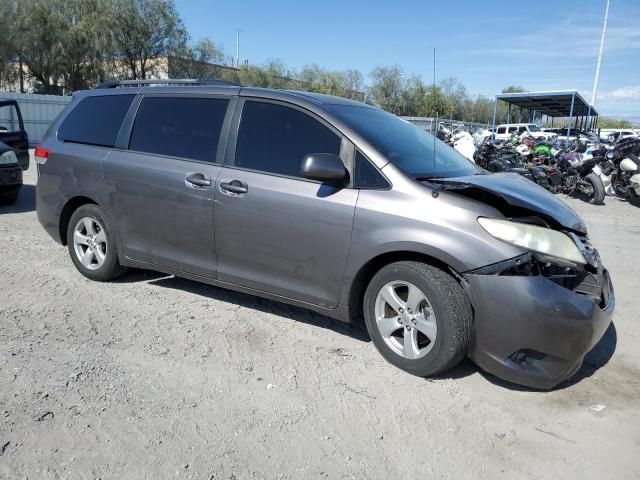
[
  {"x1": 235, "y1": 101, "x2": 341, "y2": 177},
  {"x1": 508, "y1": 127, "x2": 517, "y2": 133},
  {"x1": 497, "y1": 127, "x2": 506, "y2": 134},
  {"x1": 129, "y1": 97, "x2": 228, "y2": 162},
  {"x1": 58, "y1": 95, "x2": 134, "y2": 147},
  {"x1": 328, "y1": 105, "x2": 480, "y2": 179},
  {"x1": 355, "y1": 151, "x2": 389, "y2": 189}
]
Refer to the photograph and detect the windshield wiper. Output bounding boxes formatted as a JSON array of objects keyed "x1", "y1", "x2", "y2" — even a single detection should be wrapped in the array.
[{"x1": 414, "y1": 175, "x2": 446, "y2": 181}]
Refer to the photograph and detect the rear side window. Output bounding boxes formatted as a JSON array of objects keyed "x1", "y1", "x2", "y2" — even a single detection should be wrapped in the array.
[
  {"x1": 235, "y1": 101, "x2": 341, "y2": 178},
  {"x1": 497, "y1": 127, "x2": 506, "y2": 134},
  {"x1": 355, "y1": 151, "x2": 389, "y2": 189},
  {"x1": 58, "y1": 95, "x2": 134, "y2": 147},
  {"x1": 129, "y1": 97, "x2": 229, "y2": 162}
]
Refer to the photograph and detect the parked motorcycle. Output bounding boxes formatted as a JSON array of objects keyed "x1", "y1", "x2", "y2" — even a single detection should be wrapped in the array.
[
  {"x1": 594, "y1": 137, "x2": 640, "y2": 202},
  {"x1": 555, "y1": 149, "x2": 605, "y2": 205},
  {"x1": 450, "y1": 130, "x2": 476, "y2": 162},
  {"x1": 474, "y1": 137, "x2": 605, "y2": 204},
  {"x1": 438, "y1": 125, "x2": 477, "y2": 163}
]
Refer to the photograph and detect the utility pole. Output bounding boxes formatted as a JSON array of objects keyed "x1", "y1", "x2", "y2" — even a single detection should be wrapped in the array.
[
  {"x1": 591, "y1": 0, "x2": 610, "y2": 107},
  {"x1": 19, "y1": 55, "x2": 24, "y2": 93},
  {"x1": 235, "y1": 29, "x2": 241, "y2": 68},
  {"x1": 585, "y1": 0, "x2": 609, "y2": 131}
]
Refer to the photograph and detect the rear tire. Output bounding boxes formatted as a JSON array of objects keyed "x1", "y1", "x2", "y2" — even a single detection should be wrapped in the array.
[
  {"x1": 363, "y1": 261, "x2": 472, "y2": 377},
  {"x1": 66, "y1": 204, "x2": 126, "y2": 281},
  {"x1": 0, "y1": 186, "x2": 21, "y2": 206}
]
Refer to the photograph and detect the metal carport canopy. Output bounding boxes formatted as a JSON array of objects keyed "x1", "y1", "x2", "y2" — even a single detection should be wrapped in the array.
[{"x1": 495, "y1": 90, "x2": 598, "y2": 117}]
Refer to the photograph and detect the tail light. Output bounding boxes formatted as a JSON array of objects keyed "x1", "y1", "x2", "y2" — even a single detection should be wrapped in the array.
[{"x1": 34, "y1": 144, "x2": 50, "y2": 164}]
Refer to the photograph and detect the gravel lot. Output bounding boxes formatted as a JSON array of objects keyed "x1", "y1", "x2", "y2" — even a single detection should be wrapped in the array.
[{"x1": 1, "y1": 160, "x2": 639, "y2": 479}]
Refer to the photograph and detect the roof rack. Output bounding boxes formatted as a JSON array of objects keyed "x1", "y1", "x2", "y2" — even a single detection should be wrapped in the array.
[{"x1": 94, "y1": 78, "x2": 239, "y2": 89}]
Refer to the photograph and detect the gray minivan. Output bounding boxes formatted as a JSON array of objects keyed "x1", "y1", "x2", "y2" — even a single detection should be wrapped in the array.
[{"x1": 36, "y1": 80, "x2": 614, "y2": 389}]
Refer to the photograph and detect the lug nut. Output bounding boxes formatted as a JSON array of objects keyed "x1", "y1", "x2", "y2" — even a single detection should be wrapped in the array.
[
  {"x1": 399, "y1": 308, "x2": 404, "y2": 313},
  {"x1": 406, "y1": 326, "x2": 411, "y2": 331}
]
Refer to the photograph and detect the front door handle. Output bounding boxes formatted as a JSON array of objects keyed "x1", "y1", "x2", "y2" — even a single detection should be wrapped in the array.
[
  {"x1": 185, "y1": 173, "x2": 212, "y2": 188},
  {"x1": 219, "y1": 180, "x2": 248, "y2": 195}
]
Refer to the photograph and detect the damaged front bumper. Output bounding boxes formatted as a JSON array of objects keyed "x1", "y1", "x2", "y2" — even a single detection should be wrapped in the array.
[{"x1": 463, "y1": 251, "x2": 615, "y2": 390}]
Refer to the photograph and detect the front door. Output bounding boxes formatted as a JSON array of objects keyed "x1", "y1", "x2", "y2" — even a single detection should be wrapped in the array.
[
  {"x1": 0, "y1": 100, "x2": 29, "y2": 169},
  {"x1": 214, "y1": 100, "x2": 357, "y2": 307},
  {"x1": 104, "y1": 95, "x2": 232, "y2": 277}
]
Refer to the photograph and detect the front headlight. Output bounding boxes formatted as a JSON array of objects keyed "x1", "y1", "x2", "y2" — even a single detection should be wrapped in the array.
[
  {"x1": 478, "y1": 217, "x2": 586, "y2": 266},
  {"x1": 0, "y1": 150, "x2": 18, "y2": 165}
]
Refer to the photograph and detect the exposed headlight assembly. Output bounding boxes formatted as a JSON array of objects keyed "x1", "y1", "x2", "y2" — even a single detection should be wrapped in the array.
[
  {"x1": 478, "y1": 217, "x2": 586, "y2": 266},
  {"x1": 0, "y1": 150, "x2": 18, "y2": 165}
]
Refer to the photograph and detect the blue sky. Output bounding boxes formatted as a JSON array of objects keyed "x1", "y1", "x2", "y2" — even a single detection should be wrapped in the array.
[{"x1": 175, "y1": 0, "x2": 640, "y2": 122}]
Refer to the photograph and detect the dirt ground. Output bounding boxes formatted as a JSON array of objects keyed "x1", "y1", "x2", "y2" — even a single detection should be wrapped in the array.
[{"x1": 1, "y1": 160, "x2": 639, "y2": 480}]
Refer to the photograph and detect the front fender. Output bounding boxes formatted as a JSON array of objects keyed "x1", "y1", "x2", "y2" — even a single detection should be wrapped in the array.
[{"x1": 339, "y1": 188, "x2": 524, "y2": 306}]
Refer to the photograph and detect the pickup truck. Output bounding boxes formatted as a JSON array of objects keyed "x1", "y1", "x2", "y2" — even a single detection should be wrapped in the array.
[{"x1": 0, "y1": 99, "x2": 29, "y2": 205}]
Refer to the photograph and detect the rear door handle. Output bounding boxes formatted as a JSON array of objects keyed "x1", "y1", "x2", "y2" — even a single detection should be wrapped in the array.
[
  {"x1": 185, "y1": 173, "x2": 212, "y2": 188},
  {"x1": 219, "y1": 180, "x2": 248, "y2": 195}
]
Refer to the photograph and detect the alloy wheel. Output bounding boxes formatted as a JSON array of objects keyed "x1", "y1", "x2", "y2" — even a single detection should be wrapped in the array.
[
  {"x1": 374, "y1": 281, "x2": 437, "y2": 359},
  {"x1": 73, "y1": 216, "x2": 107, "y2": 271}
]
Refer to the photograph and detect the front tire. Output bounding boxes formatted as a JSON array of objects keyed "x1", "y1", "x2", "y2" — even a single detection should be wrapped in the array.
[
  {"x1": 66, "y1": 204, "x2": 126, "y2": 281},
  {"x1": 580, "y1": 172, "x2": 605, "y2": 205},
  {"x1": 363, "y1": 261, "x2": 472, "y2": 377}
]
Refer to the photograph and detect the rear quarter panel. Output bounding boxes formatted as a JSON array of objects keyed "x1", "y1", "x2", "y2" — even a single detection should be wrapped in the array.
[{"x1": 36, "y1": 140, "x2": 111, "y2": 244}]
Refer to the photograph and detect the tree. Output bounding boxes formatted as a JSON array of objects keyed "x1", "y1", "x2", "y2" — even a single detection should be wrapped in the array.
[
  {"x1": 171, "y1": 37, "x2": 230, "y2": 79},
  {"x1": 424, "y1": 84, "x2": 448, "y2": 118},
  {"x1": 498, "y1": 85, "x2": 529, "y2": 123},
  {"x1": 502, "y1": 85, "x2": 527, "y2": 93},
  {"x1": 0, "y1": 0, "x2": 19, "y2": 90},
  {"x1": 112, "y1": 0, "x2": 187, "y2": 79},
  {"x1": 57, "y1": 0, "x2": 117, "y2": 91},
  {"x1": 369, "y1": 66, "x2": 405, "y2": 115},
  {"x1": 10, "y1": 0, "x2": 116, "y2": 92},
  {"x1": 341, "y1": 69, "x2": 364, "y2": 100},
  {"x1": 13, "y1": 0, "x2": 69, "y2": 93},
  {"x1": 439, "y1": 77, "x2": 470, "y2": 120}
]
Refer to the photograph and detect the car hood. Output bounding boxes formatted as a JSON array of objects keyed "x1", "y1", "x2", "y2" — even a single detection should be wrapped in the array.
[{"x1": 435, "y1": 172, "x2": 587, "y2": 234}]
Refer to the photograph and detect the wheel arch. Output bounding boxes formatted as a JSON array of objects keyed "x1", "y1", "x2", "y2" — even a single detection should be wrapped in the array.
[
  {"x1": 346, "y1": 250, "x2": 466, "y2": 324},
  {"x1": 59, "y1": 196, "x2": 98, "y2": 245}
]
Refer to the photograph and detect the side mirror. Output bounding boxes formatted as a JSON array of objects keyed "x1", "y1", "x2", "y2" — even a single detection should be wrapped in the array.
[{"x1": 300, "y1": 153, "x2": 348, "y2": 183}]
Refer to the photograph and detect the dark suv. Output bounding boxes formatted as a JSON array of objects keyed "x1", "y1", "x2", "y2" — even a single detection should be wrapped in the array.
[{"x1": 36, "y1": 80, "x2": 614, "y2": 389}]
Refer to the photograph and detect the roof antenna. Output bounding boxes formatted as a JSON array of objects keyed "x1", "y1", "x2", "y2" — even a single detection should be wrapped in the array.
[{"x1": 432, "y1": 47, "x2": 440, "y2": 199}]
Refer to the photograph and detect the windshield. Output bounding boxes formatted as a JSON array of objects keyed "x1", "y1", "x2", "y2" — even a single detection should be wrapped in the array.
[
  {"x1": 328, "y1": 105, "x2": 481, "y2": 179},
  {"x1": 527, "y1": 124, "x2": 541, "y2": 132}
]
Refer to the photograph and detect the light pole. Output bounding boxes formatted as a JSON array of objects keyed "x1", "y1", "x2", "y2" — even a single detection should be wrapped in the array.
[
  {"x1": 587, "y1": 0, "x2": 610, "y2": 130},
  {"x1": 235, "y1": 29, "x2": 241, "y2": 68}
]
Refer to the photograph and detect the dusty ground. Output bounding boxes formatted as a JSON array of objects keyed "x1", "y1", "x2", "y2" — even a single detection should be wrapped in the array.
[{"x1": 1, "y1": 161, "x2": 639, "y2": 480}]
